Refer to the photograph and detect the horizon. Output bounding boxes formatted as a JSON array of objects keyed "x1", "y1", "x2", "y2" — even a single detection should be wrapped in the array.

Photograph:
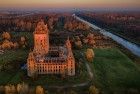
[
  {"x1": 0, "y1": 0, "x2": 140, "y2": 10},
  {"x1": 0, "y1": 7, "x2": 140, "y2": 12}
]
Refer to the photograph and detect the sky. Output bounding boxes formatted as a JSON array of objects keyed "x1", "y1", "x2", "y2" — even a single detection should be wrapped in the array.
[{"x1": 0, "y1": 0, "x2": 140, "y2": 9}]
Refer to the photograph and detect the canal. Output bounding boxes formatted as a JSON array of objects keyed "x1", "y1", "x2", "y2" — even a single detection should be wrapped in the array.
[{"x1": 73, "y1": 14, "x2": 140, "y2": 57}]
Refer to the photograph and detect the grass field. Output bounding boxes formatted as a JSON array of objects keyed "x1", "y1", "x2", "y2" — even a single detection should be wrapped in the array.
[
  {"x1": 0, "y1": 49, "x2": 29, "y2": 85},
  {"x1": 0, "y1": 49, "x2": 28, "y2": 65},
  {"x1": 89, "y1": 48, "x2": 140, "y2": 94},
  {"x1": 0, "y1": 48, "x2": 89, "y2": 86}
]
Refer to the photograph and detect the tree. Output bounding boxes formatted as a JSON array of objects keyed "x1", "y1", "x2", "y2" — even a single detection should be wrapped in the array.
[
  {"x1": 2, "y1": 32, "x2": 11, "y2": 40},
  {"x1": 69, "y1": 90, "x2": 77, "y2": 94},
  {"x1": 87, "y1": 33, "x2": 94, "y2": 40},
  {"x1": 16, "y1": 82, "x2": 29, "y2": 94},
  {"x1": 20, "y1": 36, "x2": 27, "y2": 48},
  {"x1": 26, "y1": 22, "x2": 32, "y2": 31},
  {"x1": 0, "y1": 85, "x2": 4, "y2": 94},
  {"x1": 83, "y1": 38, "x2": 88, "y2": 44},
  {"x1": 20, "y1": 36, "x2": 26, "y2": 43},
  {"x1": 88, "y1": 39, "x2": 95, "y2": 46},
  {"x1": 48, "y1": 17, "x2": 54, "y2": 30},
  {"x1": 75, "y1": 36, "x2": 80, "y2": 41},
  {"x1": 36, "y1": 86, "x2": 44, "y2": 94},
  {"x1": 85, "y1": 48, "x2": 94, "y2": 62},
  {"x1": 17, "y1": 83, "x2": 22, "y2": 93},
  {"x1": 1, "y1": 40, "x2": 13, "y2": 49},
  {"x1": 5, "y1": 84, "x2": 16, "y2": 94},
  {"x1": 13, "y1": 42, "x2": 19, "y2": 49},
  {"x1": 89, "y1": 85, "x2": 99, "y2": 94},
  {"x1": 75, "y1": 40, "x2": 82, "y2": 49}
]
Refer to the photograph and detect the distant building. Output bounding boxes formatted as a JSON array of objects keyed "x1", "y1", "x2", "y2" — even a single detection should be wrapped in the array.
[{"x1": 27, "y1": 20, "x2": 75, "y2": 77}]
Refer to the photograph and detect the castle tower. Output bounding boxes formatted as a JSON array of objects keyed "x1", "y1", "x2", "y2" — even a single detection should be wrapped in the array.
[
  {"x1": 27, "y1": 52, "x2": 37, "y2": 77},
  {"x1": 33, "y1": 20, "x2": 49, "y2": 55},
  {"x1": 66, "y1": 37, "x2": 75, "y2": 76}
]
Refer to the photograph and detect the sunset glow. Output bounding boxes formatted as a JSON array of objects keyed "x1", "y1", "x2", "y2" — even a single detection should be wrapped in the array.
[{"x1": 0, "y1": 0, "x2": 140, "y2": 9}]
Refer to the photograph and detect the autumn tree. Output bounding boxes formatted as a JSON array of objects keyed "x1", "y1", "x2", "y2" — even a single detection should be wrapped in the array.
[
  {"x1": 1, "y1": 40, "x2": 14, "y2": 49},
  {"x1": 20, "y1": 36, "x2": 27, "y2": 48},
  {"x1": 2, "y1": 32, "x2": 11, "y2": 40},
  {"x1": 87, "y1": 33, "x2": 94, "y2": 39},
  {"x1": 83, "y1": 38, "x2": 88, "y2": 44},
  {"x1": 85, "y1": 48, "x2": 94, "y2": 62},
  {"x1": 16, "y1": 82, "x2": 29, "y2": 94},
  {"x1": 86, "y1": 33, "x2": 96, "y2": 46},
  {"x1": 75, "y1": 40, "x2": 82, "y2": 49},
  {"x1": 36, "y1": 86, "x2": 44, "y2": 94},
  {"x1": 89, "y1": 85, "x2": 99, "y2": 94},
  {"x1": 17, "y1": 83, "x2": 22, "y2": 93},
  {"x1": 13, "y1": 42, "x2": 19, "y2": 49},
  {"x1": 26, "y1": 22, "x2": 32, "y2": 31},
  {"x1": 89, "y1": 39, "x2": 96, "y2": 46},
  {"x1": 5, "y1": 84, "x2": 16, "y2": 94}
]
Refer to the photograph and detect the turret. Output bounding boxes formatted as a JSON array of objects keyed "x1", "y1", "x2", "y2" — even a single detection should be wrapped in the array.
[
  {"x1": 27, "y1": 52, "x2": 37, "y2": 77},
  {"x1": 66, "y1": 37, "x2": 71, "y2": 50},
  {"x1": 66, "y1": 37, "x2": 75, "y2": 76}
]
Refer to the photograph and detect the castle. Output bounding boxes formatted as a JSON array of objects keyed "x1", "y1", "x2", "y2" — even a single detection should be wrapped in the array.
[{"x1": 27, "y1": 20, "x2": 75, "y2": 77}]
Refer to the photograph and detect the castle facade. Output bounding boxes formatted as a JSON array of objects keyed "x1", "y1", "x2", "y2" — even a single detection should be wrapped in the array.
[{"x1": 27, "y1": 20, "x2": 75, "y2": 77}]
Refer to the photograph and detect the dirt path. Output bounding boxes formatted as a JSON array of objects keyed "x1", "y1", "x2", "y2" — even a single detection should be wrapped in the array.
[{"x1": 45, "y1": 52, "x2": 94, "y2": 89}]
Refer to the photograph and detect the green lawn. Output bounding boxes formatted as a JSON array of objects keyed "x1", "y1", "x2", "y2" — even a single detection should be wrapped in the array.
[
  {"x1": 89, "y1": 48, "x2": 140, "y2": 94},
  {"x1": 0, "y1": 49, "x2": 89, "y2": 86},
  {"x1": 0, "y1": 49, "x2": 29, "y2": 85},
  {"x1": 0, "y1": 49, "x2": 28, "y2": 65}
]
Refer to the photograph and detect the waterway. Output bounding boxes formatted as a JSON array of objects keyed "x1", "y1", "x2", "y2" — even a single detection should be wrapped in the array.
[{"x1": 73, "y1": 14, "x2": 140, "y2": 57}]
